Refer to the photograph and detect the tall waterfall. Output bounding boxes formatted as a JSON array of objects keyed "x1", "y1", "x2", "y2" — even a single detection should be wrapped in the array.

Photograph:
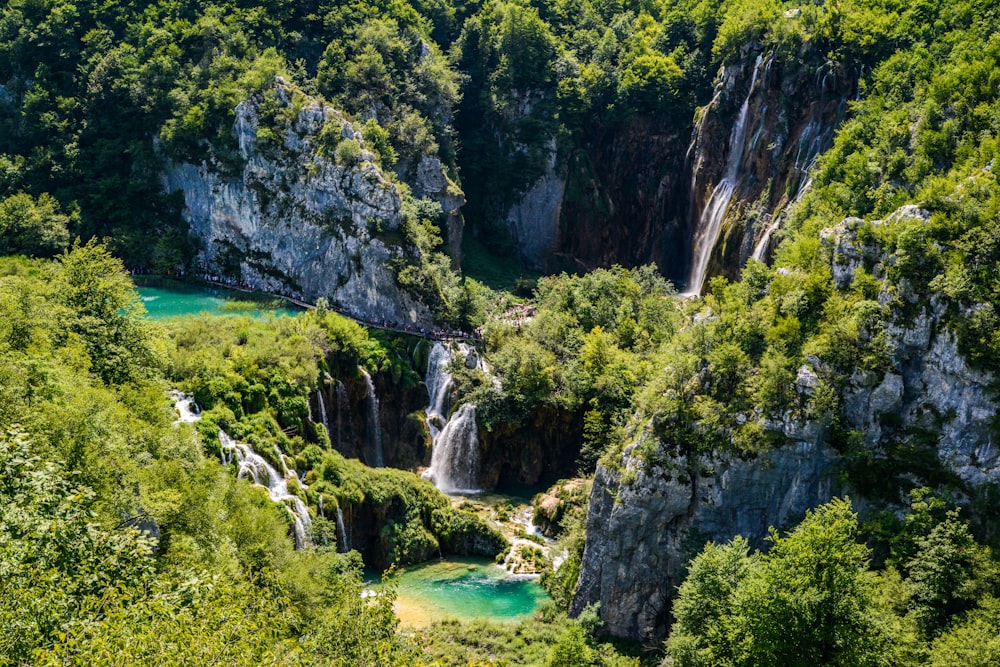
[
  {"x1": 422, "y1": 342, "x2": 482, "y2": 494},
  {"x1": 219, "y1": 430, "x2": 312, "y2": 548},
  {"x1": 335, "y1": 379, "x2": 347, "y2": 451},
  {"x1": 336, "y1": 507, "x2": 350, "y2": 553},
  {"x1": 685, "y1": 53, "x2": 765, "y2": 296},
  {"x1": 425, "y1": 341, "x2": 454, "y2": 441},
  {"x1": 359, "y1": 367, "x2": 384, "y2": 467}
]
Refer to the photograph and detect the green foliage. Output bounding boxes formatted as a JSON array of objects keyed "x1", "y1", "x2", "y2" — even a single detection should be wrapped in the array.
[
  {"x1": 0, "y1": 429, "x2": 156, "y2": 664},
  {"x1": 667, "y1": 499, "x2": 898, "y2": 667},
  {"x1": 0, "y1": 192, "x2": 70, "y2": 256}
]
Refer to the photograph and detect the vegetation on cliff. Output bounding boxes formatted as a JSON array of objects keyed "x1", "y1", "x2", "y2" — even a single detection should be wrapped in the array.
[{"x1": 4, "y1": 0, "x2": 1000, "y2": 663}]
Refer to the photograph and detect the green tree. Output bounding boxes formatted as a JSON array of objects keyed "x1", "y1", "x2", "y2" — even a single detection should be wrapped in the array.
[
  {"x1": 56, "y1": 239, "x2": 160, "y2": 384},
  {"x1": 0, "y1": 192, "x2": 70, "y2": 256}
]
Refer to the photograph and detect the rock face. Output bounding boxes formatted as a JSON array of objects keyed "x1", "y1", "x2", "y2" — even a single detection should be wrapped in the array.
[
  {"x1": 492, "y1": 47, "x2": 853, "y2": 285},
  {"x1": 571, "y1": 423, "x2": 843, "y2": 640},
  {"x1": 161, "y1": 81, "x2": 432, "y2": 324},
  {"x1": 686, "y1": 49, "x2": 853, "y2": 282},
  {"x1": 572, "y1": 205, "x2": 1000, "y2": 641}
]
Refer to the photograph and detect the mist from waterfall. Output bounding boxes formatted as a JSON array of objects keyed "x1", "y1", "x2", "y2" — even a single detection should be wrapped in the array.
[
  {"x1": 685, "y1": 53, "x2": 765, "y2": 296},
  {"x1": 219, "y1": 430, "x2": 312, "y2": 548},
  {"x1": 360, "y1": 367, "x2": 384, "y2": 467},
  {"x1": 422, "y1": 342, "x2": 482, "y2": 494}
]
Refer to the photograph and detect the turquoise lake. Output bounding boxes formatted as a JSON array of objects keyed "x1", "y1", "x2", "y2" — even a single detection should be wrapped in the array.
[
  {"x1": 383, "y1": 558, "x2": 549, "y2": 626},
  {"x1": 136, "y1": 283, "x2": 302, "y2": 319}
]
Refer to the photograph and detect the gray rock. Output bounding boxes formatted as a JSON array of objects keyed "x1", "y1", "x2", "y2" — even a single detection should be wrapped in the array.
[
  {"x1": 504, "y1": 138, "x2": 564, "y2": 270},
  {"x1": 572, "y1": 204, "x2": 1000, "y2": 642},
  {"x1": 572, "y1": 425, "x2": 842, "y2": 640},
  {"x1": 869, "y1": 373, "x2": 903, "y2": 414},
  {"x1": 161, "y1": 81, "x2": 431, "y2": 324}
]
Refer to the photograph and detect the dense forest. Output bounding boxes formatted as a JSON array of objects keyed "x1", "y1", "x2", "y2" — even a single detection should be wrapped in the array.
[{"x1": 4, "y1": 0, "x2": 1000, "y2": 664}]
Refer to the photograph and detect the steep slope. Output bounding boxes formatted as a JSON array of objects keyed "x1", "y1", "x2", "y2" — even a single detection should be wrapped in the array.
[{"x1": 161, "y1": 81, "x2": 432, "y2": 324}]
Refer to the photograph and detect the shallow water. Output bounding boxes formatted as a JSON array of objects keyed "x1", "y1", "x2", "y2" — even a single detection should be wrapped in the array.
[
  {"x1": 136, "y1": 284, "x2": 301, "y2": 319},
  {"x1": 383, "y1": 557, "x2": 549, "y2": 626}
]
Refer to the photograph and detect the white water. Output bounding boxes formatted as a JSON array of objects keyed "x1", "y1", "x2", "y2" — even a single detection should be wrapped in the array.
[
  {"x1": 425, "y1": 402, "x2": 481, "y2": 494},
  {"x1": 685, "y1": 54, "x2": 765, "y2": 296},
  {"x1": 169, "y1": 390, "x2": 201, "y2": 424},
  {"x1": 422, "y1": 342, "x2": 483, "y2": 494},
  {"x1": 751, "y1": 62, "x2": 832, "y2": 264},
  {"x1": 336, "y1": 507, "x2": 350, "y2": 553},
  {"x1": 425, "y1": 341, "x2": 454, "y2": 441},
  {"x1": 359, "y1": 367, "x2": 384, "y2": 467},
  {"x1": 219, "y1": 430, "x2": 312, "y2": 548},
  {"x1": 316, "y1": 388, "x2": 328, "y2": 433}
]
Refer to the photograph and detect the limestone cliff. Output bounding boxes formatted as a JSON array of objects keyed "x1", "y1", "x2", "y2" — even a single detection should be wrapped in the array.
[
  {"x1": 161, "y1": 80, "x2": 437, "y2": 324},
  {"x1": 492, "y1": 47, "x2": 853, "y2": 286},
  {"x1": 686, "y1": 48, "x2": 853, "y2": 286},
  {"x1": 571, "y1": 205, "x2": 1000, "y2": 641}
]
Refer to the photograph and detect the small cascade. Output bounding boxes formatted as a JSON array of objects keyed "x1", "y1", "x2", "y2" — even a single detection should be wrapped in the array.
[
  {"x1": 168, "y1": 390, "x2": 201, "y2": 424},
  {"x1": 424, "y1": 403, "x2": 481, "y2": 494},
  {"x1": 335, "y1": 379, "x2": 347, "y2": 451},
  {"x1": 318, "y1": 494, "x2": 325, "y2": 518},
  {"x1": 219, "y1": 430, "x2": 312, "y2": 548},
  {"x1": 336, "y1": 507, "x2": 350, "y2": 553},
  {"x1": 359, "y1": 367, "x2": 384, "y2": 467},
  {"x1": 685, "y1": 53, "x2": 765, "y2": 296}
]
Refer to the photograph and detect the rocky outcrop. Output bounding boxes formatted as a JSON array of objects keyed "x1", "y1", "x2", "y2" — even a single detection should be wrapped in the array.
[
  {"x1": 572, "y1": 205, "x2": 1000, "y2": 641},
  {"x1": 503, "y1": 139, "x2": 564, "y2": 270},
  {"x1": 571, "y1": 421, "x2": 843, "y2": 640},
  {"x1": 686, "y1": 49, "x2": 853, "y2": 285},
  {"x1": 161, "y1": 80, "x2": 431, "y2": 324},
  {"x1": 491, "y1": 47, "x2": 854, "y2": 286}
]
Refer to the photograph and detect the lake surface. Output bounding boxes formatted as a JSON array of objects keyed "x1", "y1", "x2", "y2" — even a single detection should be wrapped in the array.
[
  {"x1": 385, "y1": 557, "x2": 549, "y2": 627},
  {"x1": 136, "y1": 284, "x2": 301, "y2": 319}
]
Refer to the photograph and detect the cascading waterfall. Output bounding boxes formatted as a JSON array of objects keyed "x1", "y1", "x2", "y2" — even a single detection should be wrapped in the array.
[
  {"x1": 422, "y1": 342, "x2": 484, "y2": 494},
  {"x1": 425, "y1": 341, "x2": 454, "y2": 441},
  {"x1": 751, "y1": 61, "x2": 838, "y2": 264},
  {"x1": 219, "y1": 430, "x2": 312, "y2": 548},
  {"x1": 168, "y1": 390, "x2": 201, "y2": 424},
  {"x1": 359, "y1": 367, "x2": 384, "y2": 467},
  {"x1": 336, "y1": 507, "x2": 350, "y2": 553},
  {"x1": 685, "y1": 53, "x2": 765, "y2": 296},
  {"x1": 316, "y1": 386, "x2": 328, "y2": 434},
  {"x1": 425, "y1": 403, "x2": 481, "y2": 494}
]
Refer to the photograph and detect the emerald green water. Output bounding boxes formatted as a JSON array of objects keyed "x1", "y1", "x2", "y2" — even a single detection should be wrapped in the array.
[
  {"x1": 387, "y1": 558, "x2": 549, "y2": 626},
  {"x1": 136, "y1": 284, "x2": 301, "y2": 319}
]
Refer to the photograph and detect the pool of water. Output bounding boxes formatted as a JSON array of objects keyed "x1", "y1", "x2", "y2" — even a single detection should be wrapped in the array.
[
  {"x1": 383, "y1": 557, "x2": 549, "y2": 627},
  {"x1": 136, "y1": 284, "x2": 302, "y2": 319}
]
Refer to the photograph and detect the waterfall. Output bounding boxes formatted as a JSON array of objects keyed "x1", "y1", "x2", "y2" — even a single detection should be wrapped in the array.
[
  {"x1": 219, "y1": 430, "x2": 312, "y2": 549},
  {"x1": 168, "y1": 390, "x2": 201, "y2": 424},
  {"x1": 752, "y1": 61, "x2": 834, "y2": 265},
  {"x1": 336, "y1": 507, "x2": 350, "y2": 553},
  {"x1": 424, "y1": 402, "x2": 481, "y2": 495},
  {"x1": 359, "y1": 367, "x2": 384, "y2": 467},
  {"x1": 685, "y1": 53, "x2": 765, "y2": 296},
  {"x1": 317, "y1": 387, "x2": 328, "y2": 434},
  {"x1": 425, "y1": 341, "x2": 454, "y2": 441}
]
